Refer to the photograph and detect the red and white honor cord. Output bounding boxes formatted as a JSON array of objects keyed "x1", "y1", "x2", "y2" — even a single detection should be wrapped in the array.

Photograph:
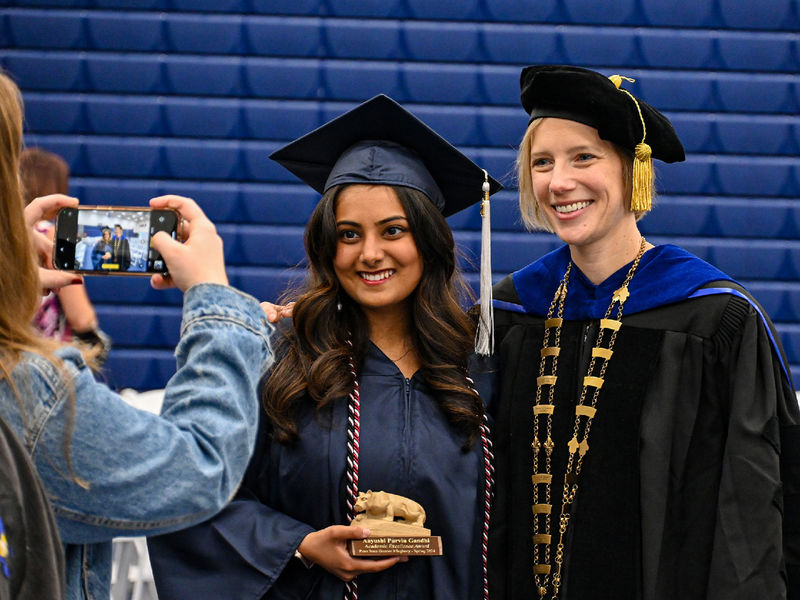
[
  {"x1": 343, "y1": 360, "x2": 494, "y2": 600},
  {"x1": 345, "y1": 345, "x2": 361, "y2": 600}
]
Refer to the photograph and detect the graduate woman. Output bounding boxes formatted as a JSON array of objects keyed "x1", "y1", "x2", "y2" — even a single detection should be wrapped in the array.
[
  {"x1": 487, "y1": 65, "x2": 800, "y2": 600},
  {"x1": 148, "y1": 95, "x2": 502, "y2": 600}
]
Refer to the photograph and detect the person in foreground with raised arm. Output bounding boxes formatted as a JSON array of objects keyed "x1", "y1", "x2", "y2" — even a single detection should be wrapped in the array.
[{"x1": 0, "y1": 68, "x2": 273, "y2": 600}]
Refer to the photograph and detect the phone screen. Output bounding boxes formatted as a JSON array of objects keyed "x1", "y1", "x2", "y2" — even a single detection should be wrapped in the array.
[{"x1": 54, "y1": 207, "x2": 179, "y2": 275}]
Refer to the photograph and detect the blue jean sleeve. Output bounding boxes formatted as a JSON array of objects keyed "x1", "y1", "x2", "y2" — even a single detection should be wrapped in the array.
[{"x1": 31, "y1": 283, "x2": 273, "y2": 543}]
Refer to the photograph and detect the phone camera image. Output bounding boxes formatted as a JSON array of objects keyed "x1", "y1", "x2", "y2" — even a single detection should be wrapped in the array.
[{"x1": 54, "y1": 206, "x2": 179, "y2": 276}]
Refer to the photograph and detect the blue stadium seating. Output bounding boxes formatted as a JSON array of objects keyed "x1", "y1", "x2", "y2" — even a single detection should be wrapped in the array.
[
  {"x1": 164, "y1": 14, "x2": 245, "y2": 54},
  {"x1": 97, "y1": 305, "x2": 182, "y2": 347},
  {"x1": 5, "y1": 9, "x2": 84, "y2": 49},
  {"x1": 324, "y1": 20, "x2": 402, "y2": 61},
  {"x1": 482, "y1": 24, "x2": 565, "y2": 65},
  {"x1": 246, "y1": 17, "x2": 322, "y2": 57},
  {"x1": 718, "y1": 0, "x2": 798, "y2": 30},
  {"x1": 639, "y1": 0, "x2": 720, "y2": 28},
  {"x1": 85, "y1": 12, "x2": 165, "y2": 52},
  {"x1": 561, "y1": 0, "x2": 639, "y2": 25},
  {"x1": 402, "y1": 22, "x2": 482, "y2": 63},
  {"x1": 9, "y1": 1, "x2": 800, "y2": 389}
]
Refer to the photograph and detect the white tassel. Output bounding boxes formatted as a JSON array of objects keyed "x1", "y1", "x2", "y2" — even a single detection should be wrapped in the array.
[{"x1": 475, "y1": 170, "x2": 494, "y2": 356}]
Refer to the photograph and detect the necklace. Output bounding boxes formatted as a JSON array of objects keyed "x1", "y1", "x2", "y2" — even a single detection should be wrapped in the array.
[
  {"x1": 532, "y1": 237, "x2": 647, "y2": 599},
  {"x1": 386, "y1": 345, "x2": 413, "y2": 363},
  {"x1": 344, "y1": 342, "x2": 494, "y2": 600}
]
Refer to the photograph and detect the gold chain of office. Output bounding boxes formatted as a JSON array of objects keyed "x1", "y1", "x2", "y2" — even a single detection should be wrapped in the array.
[{"x1": 531, "y1": 237, "x2": 647, "y2": 599}]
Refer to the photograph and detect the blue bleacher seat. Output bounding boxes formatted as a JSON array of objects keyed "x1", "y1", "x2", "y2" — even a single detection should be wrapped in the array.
[
  {"x1": 228, "y1": 266, "x2": 306, "y2": 303},
  {"x1": 162, "y1": 98, "x2": 241, "y2": 138},
  {"x1": 717, "y1": 32, "x2": 797, "y2": 72},
  {"x1": 483, "y1": 0, "x2": 558, "y2": 23},
  {"x1": 97, "y1": 306, "x2": 182, "y2": 347},
  {"x1": 716, "y1": 156, "x2": 798, "y2": 197},
  {"x1": 561, "y1": 27, "x2": 638, "y2": 65},
  {"x1": 238, "y1": 185, "x2": 320, "y2": 225},
  {"x1": 640, "y1": 197, "x2": 717, "y2": 237},
  {"x1": 482, "y1": 24, "x2": 564, "y2": 65},
  {"x1": 165, "y1": 15, "x2": 245, "y2": 54},
  {"x1": 245, "y1": 17, "x2": 322, "y2": 57},
  {"x1": 82, "y1": 138, "x2": 164, "y2": 178},
  {"x1": 639, "y1": 0, "x2": 720, "y2": 27},
  {"x1": 170, "y1": 0, "x2": 247, "y2": 12},
  {"x1": 411, "y1": 105, "x2": 480, "y2": 147},
  {"x1": 249, "y1": 0, "x2": 324, "y2": 16},
  {"x1": 666, "y1": 114, "x2": 717, "y2": 154},
  {"x1": 778, "y1": 325, "x2": 800, "y2": 366},
  {"x1": 85, "y1": 275, "x2": 182, "y2": 306},
  {"x1": 637, "y1": 30, "x2": 716, "y2": 70},
  {"x1": 85, "y1": 54, "x2": 163, "y2": 94},
  {"x1": 92, "y1": 0, "x2": 165, "y2": 9},
  {"x1": 401, "y1": 63, "x2": 484, "y2": 104},
  {"x1": 323, "y1": 61, "x2": 402, "y2": 101},
  {"x1": 446, "y1": 193, "x2": 523, "y2": 233},
  {"x1": 633, "y1": 71, "x2": 720, "y2": 112},
  {"x1": 718, "y1": 0, "x2": 798, "y2": 30},
  {"x1": 24, "y1": 93, "x2": 84, "y2": 133},
  {"x1": 716, "y1": 73, "x2": 798, "y2": 113},
  {"x1": 243, "y1": 58, "x2": 320, "y2": 98},
  {"x1": 324, "y1": 20, "x2": 401, "y2": 60},
  {"x1": 324, "y1": 0, "x2": 406, "y2": 18},
  {"x1": 404, "y1": 0, "x2": 483, "y2": 20},
  {"x1": 240, "y1": 140, "x2": 284, "y2": 181},
  {"x1": 562, "y1": 0, "x2": 638, "y2": 25},
  {"x1": 164, "y1": 56, "x2": 243, "y2": 97},
  {"x1": 477, "y1": 106, "x2": 528, "y2": 148},
  {"x1": 85, "y1": 13, "x2": 165, "y2": 52},
  {"x1": 749, "y1": 282, "x2": 800, "y2": 322},
  {"x1": 402, "y1": 22, "x2": 481, "y2": 63},
  {"x1": 715, "y1": 115, "x2": 799, "y2": 156},
  {"x1": 163, "y1": 139, "x2": 242, "y2": 180},
  {"x1": 241, "y1": 100, "x2": 320, "y2": 140},
  {"x1": 6, "y1": 9, "x2": 84, "y2": 49},
  {"x1": 481, "y1": 65, "x2": 527, "y2": 106},
  {"x1": 707, "y1": 240, "x2": 800, "y2": 280},
  {"x1": 85, "y1": 96, "x2": 164, "y2": 136},
  {"x1": 3, "y1": 51, "x2": 85, "y2": 92},
  {"x1": 218, "y1": 225, "x2": 306, "y2": 267}
]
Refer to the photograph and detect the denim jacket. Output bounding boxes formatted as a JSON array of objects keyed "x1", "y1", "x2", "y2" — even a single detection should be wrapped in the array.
[{"x1": 0, "y1": 283, "x2": 273, "y2": 600}]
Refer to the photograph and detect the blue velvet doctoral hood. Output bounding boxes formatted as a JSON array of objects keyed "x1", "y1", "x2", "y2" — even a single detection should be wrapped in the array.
[{"x1": 501, "y1": 244, "x2": 734, "y2": 319}]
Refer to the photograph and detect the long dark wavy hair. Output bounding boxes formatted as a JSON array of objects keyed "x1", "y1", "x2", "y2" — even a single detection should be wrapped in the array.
[{"x1": 263, "y1": 184, "x2": 483, "y2": 447}]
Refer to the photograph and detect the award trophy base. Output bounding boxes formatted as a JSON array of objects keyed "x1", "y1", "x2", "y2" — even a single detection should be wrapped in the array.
[{"x1": 347, "y1": 519, "x2": 443, "y2": 557}]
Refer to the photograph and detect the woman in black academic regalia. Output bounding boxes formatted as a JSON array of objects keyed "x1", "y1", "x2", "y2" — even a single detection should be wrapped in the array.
[
  {"x1": 148, "y1": 95, "x2": 502, "y2": 600},
  {"x1": 487, "y1": 65, "x2": 800, "y2": 600}
]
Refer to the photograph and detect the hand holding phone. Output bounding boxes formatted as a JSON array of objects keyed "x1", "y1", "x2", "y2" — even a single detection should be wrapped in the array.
[
  {"x1": 26, "y1": 194, "x2": 83, "y2": 292},
  {"x1": 147, "y1": 195, "x2": 228, "y2": 292}
]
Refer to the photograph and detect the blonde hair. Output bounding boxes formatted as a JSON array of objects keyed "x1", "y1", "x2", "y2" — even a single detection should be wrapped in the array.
[
  {"x1": 0, "y1": 70, "x2": 50, "y2": 369},
  {"x1": 516, "y1": 118, "x2": 650, "y2": 232}
]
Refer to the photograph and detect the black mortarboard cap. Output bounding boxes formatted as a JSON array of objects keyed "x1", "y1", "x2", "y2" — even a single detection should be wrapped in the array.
[
  {"x1": 519, "y1": 65, "x2": 685, "y2": 164},
  {"x1": 269, "y1": 94, "x2": 502, "y2": 217}
]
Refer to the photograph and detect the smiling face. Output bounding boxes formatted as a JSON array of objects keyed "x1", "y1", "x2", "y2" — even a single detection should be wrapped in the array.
[
  {"x1": 333, "y1": 184, "x2": 423, "y2": 320},
  {"x1": 528, "y1": 118, "x2": 638, "y2": 252}
]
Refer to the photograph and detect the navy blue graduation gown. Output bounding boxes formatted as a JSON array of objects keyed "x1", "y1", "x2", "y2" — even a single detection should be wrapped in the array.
[
  {"x1": 488, "y1": 244, "x2": 800, "y2": 600},
  {"x1": 148, "y1": 343, "x2": 488, "y2": 599}
]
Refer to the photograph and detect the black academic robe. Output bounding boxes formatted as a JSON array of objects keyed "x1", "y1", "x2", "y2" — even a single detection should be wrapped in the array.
[
  {"x1": 148, "y1": 343, "x2": 489, "y2": 600},
  {"x1": 487, "y1": 244, "x2": 800, "y2": 600}
]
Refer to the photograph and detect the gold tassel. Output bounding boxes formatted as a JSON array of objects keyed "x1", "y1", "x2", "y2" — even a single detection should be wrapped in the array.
[
  {"x1": 609, "y1": 74, "x2": 652, "y2": 213},
  {"x1": 631, "y1": 142, "x2": 653, "y2": 212}
]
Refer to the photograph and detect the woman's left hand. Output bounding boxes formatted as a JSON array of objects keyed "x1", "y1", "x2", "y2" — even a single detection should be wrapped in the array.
[{"x1": 24, "y1": 194, "x2": 83, "y2": 292}]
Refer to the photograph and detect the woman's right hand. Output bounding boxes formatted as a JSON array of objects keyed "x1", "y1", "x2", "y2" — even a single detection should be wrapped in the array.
[
  {"x1": 297, "y1": 525, "x2": 406, "y2": 582},
  {"x1": 148, "y1": 195, "x2": 228, "y2": 292},
  {"x1": 260, "y1": 301, "x2": 294, "y2": 323}
]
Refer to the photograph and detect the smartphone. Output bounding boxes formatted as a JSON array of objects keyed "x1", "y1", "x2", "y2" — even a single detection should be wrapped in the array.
[{"x1": 54, "y1": 206, "x2": 180, "y2": 275}]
